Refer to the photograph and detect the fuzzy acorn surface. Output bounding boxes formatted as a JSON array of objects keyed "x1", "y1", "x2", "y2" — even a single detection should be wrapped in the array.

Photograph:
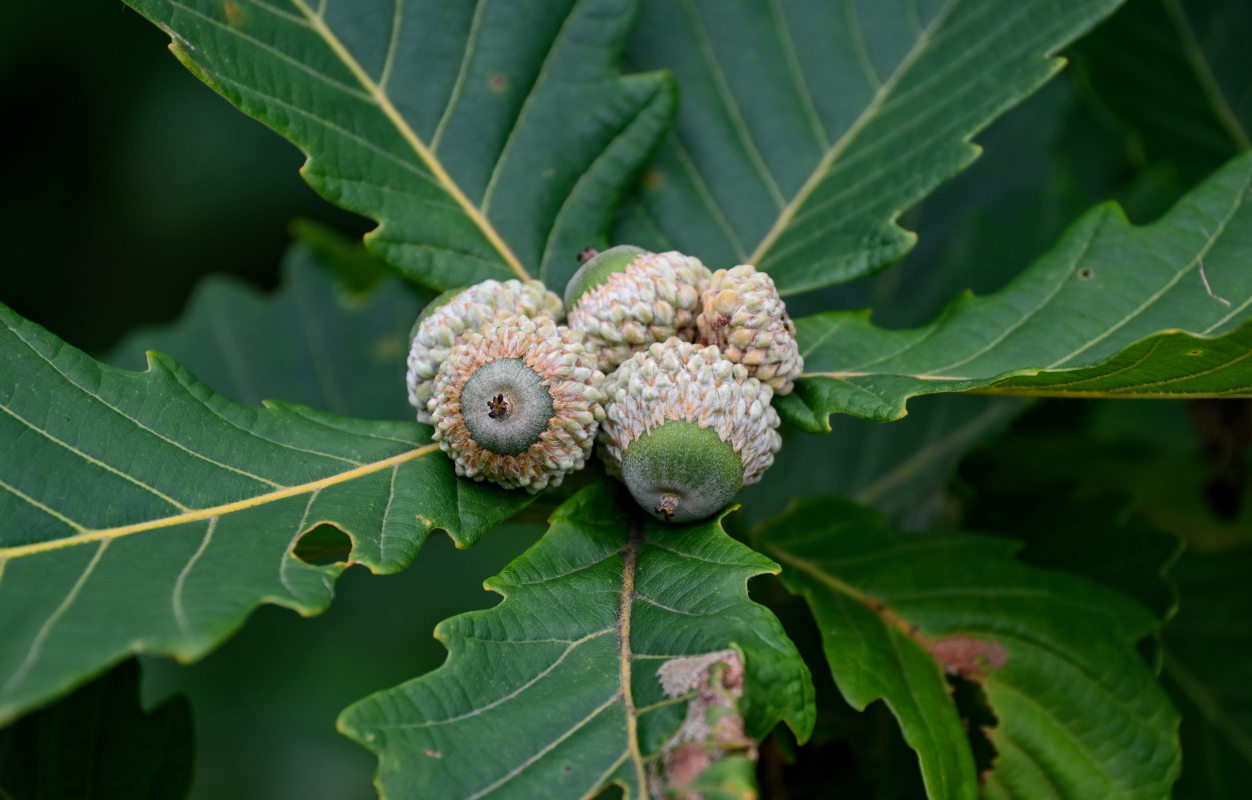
[
  {"x1": 599, "y1": 339, "x2": 781, "y2": 522},
  {"x1": 429, "y1": 316, "x2": 605, "y2": 493},
  {"x1": 697, "y1": 264, "x2": 803, "y2": 395},
  {"x1": 406, "y1": 279, "x2": 563, "y2": 423},
  {"x1": 566, "y1": 247, "x2": 712, "y2": 372}
]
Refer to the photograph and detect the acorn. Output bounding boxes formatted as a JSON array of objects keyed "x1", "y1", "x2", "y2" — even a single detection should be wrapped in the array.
[
  {"x1": 566, "y1": 246, "x2": 712, "y2": 372},
  {"x1": 598, "y1": 339, "x2": 782, "y2": 523},
  {"x1": 428, "y1": 315, "x2": 605, "y2": 493},
  {"x1": 697, "y1": 264, "x2": 803, "y2": 395},
  {"x1": 406, "y1": 279, "x2": 564, "y2": 423}
]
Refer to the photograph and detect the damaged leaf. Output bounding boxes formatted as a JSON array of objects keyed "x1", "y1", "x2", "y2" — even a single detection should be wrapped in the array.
[
  {"x1": 339, "y1": 485, "x2": 813, "y2": 799},
  {"x1": 756, "y1": 496, "x2": 1180, "y2": 800}
]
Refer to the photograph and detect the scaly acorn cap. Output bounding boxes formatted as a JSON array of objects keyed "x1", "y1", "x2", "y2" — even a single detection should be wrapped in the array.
[
  {"x1": 406, "y1": 279, "x2": 564, "y2": 423},
  {"x1": 697, "y1": 264, "x2": 803, "y2": 395},
  {"x1": 566, "y1": 248, "x2": 713, "y2": 372},
  {"x1": 429, "y1": 316, "x2": 606, "y2": 493},
  {"x1": 598, "y1": 339, "x2": 782, "y2": 523}
]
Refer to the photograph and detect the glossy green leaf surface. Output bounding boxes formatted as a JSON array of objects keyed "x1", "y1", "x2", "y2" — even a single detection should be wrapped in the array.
[
  {"x1": 0, "y1": 659, "x2": 193, "y2": 800},
  {"x1": 757, "y1": 497, "x2": 1180, "y2": 800},
  {"x1": 122, "y1": 0, "x2": 675, "y2": 292},
  {"x1": 614, "y1": 0, "x2": 1125, "y2": 292},
  {"x1": 780, "y1": 151, "x2": 1252, "y2": 431},
  {"x1": 0, "y1": 304, "x2": 532, "y2": 725},
  {"x1": 340, "y1": 485, "x2": 814, "y2": 799}
]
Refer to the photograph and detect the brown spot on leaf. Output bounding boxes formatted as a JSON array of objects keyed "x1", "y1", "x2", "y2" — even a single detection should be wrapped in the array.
[
  {"x1": 489, "y1": 73, "x2": 507, "y2": 92},
  {"x1": 928, "y1": 636, "x2": 1007, "y2": 679},
  {"x1": 642, "y1": 169, "x2": 665, "y2": 191},
  {"x1": 652, "y1": 651, "x2": 757, "y2": 797},
  {"x1": 223, "y1": 1, "x2": 246, "y2": 27},
  {"x1": 665, "y1": 742, "x2": 712, "y2": 788},
  {"x1": 372, "y1": 334, "x2": 404, "y2": 361}
]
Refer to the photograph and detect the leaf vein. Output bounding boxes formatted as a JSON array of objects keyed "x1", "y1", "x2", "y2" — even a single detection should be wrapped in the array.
[
  {"x1": 3, "y1": 540, "x2": 110, "y2": 694},
  {"x1": 286, "y1": 0, "x2": 528, "y2": 278},
  {"x1": 385, "y1": 628, "x2": 615, "y2": 729},
  {"x1": 0, "y1": 446, "x2": 438, "y2": 559},
  {"x1": 480, "y1": 0, "x2": 584, "y2": 217},
  {"x1": 166, "y1": 0, "x2": 372, "y2": 101},
  {"x1": 680, "y1": 0, "x2": 786, "y2": 209},
  {"x1": 464, "y1": 690, "x2": 624, "y2": 800},
  {"x1": 430, "y1": 0, "x2": 488, "y2": 153},
  {"x1": 0, "y1": 402, "x2": 188, "y2": 512},
  {"x1": 1051, "y1": 172, "x2": 1251, "y2": 367},
  {"x1": 0, "y1": 476, "x2": 88, "y2": 534},
  {"x1": 172, "y1": 517, "x2": 218, "y2": 631}
]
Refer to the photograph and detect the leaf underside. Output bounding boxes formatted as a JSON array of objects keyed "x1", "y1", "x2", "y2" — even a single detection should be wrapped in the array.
[
  {"x1": 339, "y1": 485, "x2": 814, "y2": 800},
  {"x1": 123, "y1": 0, "x2": 676, "y2": 294},
  {"x1": 614, "y1": 0, "x2": 1125, "y2": 293},
  {"x1": 0, "y1": 303, "x2": 531, "y2": 725},
  {"x1": 780, "y1": 151, "x2": 1252, "y2": 431},
  {"x1": 757, "y1": 497, "x2": 1180, "y2": 800}
]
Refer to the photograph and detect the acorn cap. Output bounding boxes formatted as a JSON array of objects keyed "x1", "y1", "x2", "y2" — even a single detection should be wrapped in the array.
[
  {"x1": 567, "y1": 250, "x2": 713, "y2": 372},
  {"x1": 563, "y1": 245, "x2": 646, "y2": 309},
  {"x1": 598, "y1": 339, "x2": 782, "y2": 522},
  {"x1": 429, "y1": 316, "x2": 605, "y2": 493},
  {"x1": 696, "y1": 265, "x2": 803, "y2": 395},
  {"x1": 406, "y1": 279, "x2": 564, "y2": 423}
]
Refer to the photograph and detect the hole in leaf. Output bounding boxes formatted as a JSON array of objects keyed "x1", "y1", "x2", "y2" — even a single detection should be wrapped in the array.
[
  {"x1": 946, "y1": 672, "x2": 998, "y2": 777},
  {"x1": 293, "y1": 524, "x2": 352, "y2": 565}
]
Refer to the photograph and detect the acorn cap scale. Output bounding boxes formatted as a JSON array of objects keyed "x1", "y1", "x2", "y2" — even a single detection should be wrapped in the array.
[
  {"x1": 697, "y1": 265, "x2": 803, "y2": 395},
  {"x1": 429, "y1": 316, "x2": 605, "y2": 493},
  {"x1": 599, "y1": 339, "x2": 782, "y2": 523},
  {"x1": 566, "y1": 249, "x2": 713, "y2": 372},
  {"x1": 563, "y1": 245, "x2": 646, "y2": 310},
  {"x1": 406, "y1": 279, "x2": 564, "y2": 423}
]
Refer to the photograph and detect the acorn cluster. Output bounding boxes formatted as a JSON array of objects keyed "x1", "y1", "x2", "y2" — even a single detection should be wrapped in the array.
[{"x1": 405, "y1": 246, "x2": 803, "y2": 522}]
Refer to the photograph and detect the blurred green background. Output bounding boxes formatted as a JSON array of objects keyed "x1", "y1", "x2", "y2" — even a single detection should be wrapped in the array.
[{"x1": 2, "y1": 1, "x2": 1249, "y2": 798}]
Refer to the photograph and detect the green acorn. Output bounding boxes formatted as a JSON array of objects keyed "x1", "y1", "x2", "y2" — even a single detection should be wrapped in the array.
[
  {"x1": 428, "y1": 316, "x2": 605, "y2": 493},
  {"x1": 406, "y1": 279, "x2": 563, "y2": 423},
  {"x1": 697, "y1": 264, "x2": 803, "y2": 395},
  {"x1": 598, "y1": 339, "x2": 781, "y2": 523},
  {"x1": 566, "y1": 247, "x2": 712, "y2": 372}
]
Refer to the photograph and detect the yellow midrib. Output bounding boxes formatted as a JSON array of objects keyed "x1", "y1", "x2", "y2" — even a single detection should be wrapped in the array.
[
  {"x1": 618, "y1": 534, "x2": 648, "y2": 795},
  {"x1": 747, "y1": 0, "x2": 952, "y2": 267},
  {"x1": 290, "y1": 0, "x2": 529, "y2": 281},
  {"x1": 1, "y1": 445, "x2": 438, "y2": 559}
]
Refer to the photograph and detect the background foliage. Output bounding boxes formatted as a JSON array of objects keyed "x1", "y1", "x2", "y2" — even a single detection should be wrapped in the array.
[{"x1": 2, "y1": 0, "x2": 1251, "y2": 798}]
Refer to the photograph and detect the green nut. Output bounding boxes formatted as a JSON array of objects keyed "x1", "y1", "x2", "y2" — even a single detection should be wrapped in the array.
[
  {"x1": 598, "y1": 339, "x2": 782, "y2": 523},
  {"x1": 619, "y1": 420, "x2": 745, "y2": 523},
  {"x1": 563, "y1": 244, "x2": 647, "y2": 310}
]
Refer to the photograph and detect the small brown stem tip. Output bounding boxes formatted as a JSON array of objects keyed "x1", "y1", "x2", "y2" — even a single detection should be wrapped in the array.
[
  {"x1": 656, "y1": 493, "x2": 679, "y2": 520},
  {"x1": 486, "y1": 393, "x2": 510, "y2": 420}
]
